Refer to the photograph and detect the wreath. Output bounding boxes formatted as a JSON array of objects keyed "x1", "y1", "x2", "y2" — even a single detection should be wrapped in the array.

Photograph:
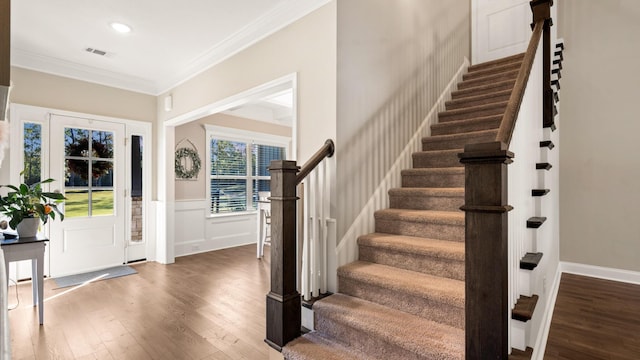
[
  {"x1": 175, "y1": 147, "x2": 201, "y2": 179},
  {"x1": 67, "y1": 139, "x2": 114, "y2": 180}
]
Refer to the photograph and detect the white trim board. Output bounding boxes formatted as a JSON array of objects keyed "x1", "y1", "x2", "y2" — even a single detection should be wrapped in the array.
[{"x1": 560, "y1": 261, "x2": 640, "y2": 285}]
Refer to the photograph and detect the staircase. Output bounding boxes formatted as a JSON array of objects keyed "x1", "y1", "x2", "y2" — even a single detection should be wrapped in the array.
[{"x1": 282, "y1": 53, "x2": 525, "y2": 360}]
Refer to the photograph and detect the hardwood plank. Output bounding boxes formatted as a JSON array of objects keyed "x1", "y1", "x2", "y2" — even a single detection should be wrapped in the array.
[
  {"x1": 544, "y1": 273, "x2": 640, "y2": 359},
  {"x1": 8, "y1": 244, "x2": 272, "y2": 359}
]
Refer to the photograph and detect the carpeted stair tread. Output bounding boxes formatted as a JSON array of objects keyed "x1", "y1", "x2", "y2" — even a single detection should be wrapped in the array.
[
  {"x1": 339, "y1": 261, "x2": 464, "y2": 309},
  {"x1": 467, "y1": 52, "x2": 525, "y2": 72},
  {"x1": 375, "y1": 208, "x2": 464, "y2": 225},
  {"x1": 389, "y1": 187, "x2": 463, "y2": 211},
  {"x1": 338, "y1": 261, "x2": 464, "y2": 327},
  {"x1": 422, "y1": 129, "x2": 498, "y2": 151},
  {"x1": 313, "y1": 294, "x2": 464, "y2": 360},
  {"x1": 445, "y1": 89, "x2": 512, "y2": 110},
  {"x1": 438, "y1": 101, "x2": 508, "y2": 122},
  {"x1": 375, "y1": 209, "x2": 464, "y2": 241},
  {"x1": 457, "y1": 70, "x2": 518, "y2": 90},
  {"x1": 389, "y1": 187, "x2": 463, "y2": 198},
  {"x1": 413, "y1": 148, "x2": 464, "y2": 168},
  {"x1": 401, "y1": 167, "x2": 464, "y2": 188},
  {"x1": 463, "y1": 61, "x2": 522, "y2": 81},
  {"x1": 283, "y1": 333, "x2": 371, "y2": 360},
  {"x1": 359, "y1": 233, "x2": 464, "y2": 262},
  {"x1": 294, "y1": 53, "x2": 532, "y2": 359},
  {"x1": 431, "y1": 115, "x2": 502, "y2": 136},
  {"x1": 450, "y1": 79, "x2": 516, "y2": 100},
  {"x1": 358, "y1": 233, "x2": 464, "y2": 280}
]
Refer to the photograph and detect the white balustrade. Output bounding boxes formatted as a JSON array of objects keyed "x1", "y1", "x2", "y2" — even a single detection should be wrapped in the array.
[{"x1": 300, "y1": 158, "x2": 333, "y2": 301}]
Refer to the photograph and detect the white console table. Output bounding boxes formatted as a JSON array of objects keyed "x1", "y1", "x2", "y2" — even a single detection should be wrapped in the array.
[{"x1": 1, "y1": 236, "x2": 48, "y2": 325}]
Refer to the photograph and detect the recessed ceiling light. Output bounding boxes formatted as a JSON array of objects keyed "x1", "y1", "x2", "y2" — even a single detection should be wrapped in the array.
[{"x1": 110, "y1": 22, "x2": 131, "y2": 33}]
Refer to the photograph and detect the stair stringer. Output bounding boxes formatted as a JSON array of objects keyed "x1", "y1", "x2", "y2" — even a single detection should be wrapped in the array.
[
  {"x1": 528, "y1": 40, "x2": 563, "y2": 360},
  {"x1": 506, "y1": 38, "x2": 562, "y2": 356},
  {"x1": 505, "y1": 38, "x2": 544, "y2": 353},
  {"x1": 333, "y1": 58, "x2": 469, "y2": 283}
]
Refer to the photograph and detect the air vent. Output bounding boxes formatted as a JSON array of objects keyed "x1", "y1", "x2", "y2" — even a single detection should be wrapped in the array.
[{"x1": 85, "y1": 47, "x2": 107, "y2": 56}]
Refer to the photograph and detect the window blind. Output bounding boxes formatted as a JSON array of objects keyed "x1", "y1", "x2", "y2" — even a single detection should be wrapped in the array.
[
  {"x1": 209, "y1": 138, "x2": 285, "y2": 214},
  {"x1": 210, "y1": 139, "x2": 248, "y2": 213}
]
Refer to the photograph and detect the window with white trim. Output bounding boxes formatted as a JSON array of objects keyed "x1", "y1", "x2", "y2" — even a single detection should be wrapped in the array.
[{"x1": 206, "y1": 125, "x2": 288, "y2": 215}]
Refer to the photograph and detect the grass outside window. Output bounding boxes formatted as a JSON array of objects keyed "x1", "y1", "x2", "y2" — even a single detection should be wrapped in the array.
[{"x1": 64, "y1": 190, "x2": 114, "y2": 217}]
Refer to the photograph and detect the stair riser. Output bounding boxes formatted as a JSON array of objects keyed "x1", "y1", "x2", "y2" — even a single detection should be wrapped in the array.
[
  {"x1": 401, "y1": 172, "x2": 464, "y2": 188},
  {"x1": 338, "y1": 277, "x2": 464, "y2": 329},
  {"x1": 439, "y1": 104, "x2": 507, "y2": 123},
  {"x1": 422, "y1": 132, "x2": 497, "y2": 151},
  {"x1": 375, "y1": 219, "x2": 464, "y2": 242},
  {"x1": 451, "y1": 81, "x2": 516, "y2": 100},
  {"x1": 463, "y1": 61, "x2": 521, "y2": 81},
  {"x1": 457, "y1": 71, "x2": 518, "y2": 90},
  {"x1": 358, "y1": 245, "x2": 465, "y2": 281},
  {"x1": 314, "y1": 315, "x2": 446, "y2": 360},
  {"x1": 389, "y1": 194, "x2": 463, "y2": 212},
  {"x1": 431, "y1": 118, "x2": 501, "y2": 136},
  {"x1": 445, "y1": 91, "x2": 511, "y2": 110},
  {"x1": 413, "y1": 151, "x2": 461, "y2": 168}
]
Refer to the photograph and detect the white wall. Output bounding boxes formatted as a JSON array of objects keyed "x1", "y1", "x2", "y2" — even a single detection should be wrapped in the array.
[
  {"x1": 335, "y1": 0, "x2": 470, "y2": 242},
  {"x1": 558, "y1": 0, "x2": 640, "y2": 272}
]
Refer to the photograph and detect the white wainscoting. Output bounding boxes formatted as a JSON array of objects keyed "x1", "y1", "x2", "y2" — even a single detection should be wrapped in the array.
[{"x1": 174, "y1": 200, "x2": 257, "y2": 257}]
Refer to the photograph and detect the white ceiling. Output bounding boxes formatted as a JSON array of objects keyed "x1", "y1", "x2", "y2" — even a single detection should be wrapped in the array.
[
  {"x1": 10, "y1": 0, "x2": 328, "y2": 95},
  {"x1": 223, "y1": 88, "x2": 293, "y2": 126}
]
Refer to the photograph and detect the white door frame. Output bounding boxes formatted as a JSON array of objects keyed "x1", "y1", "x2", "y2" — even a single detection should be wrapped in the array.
[
  {"x1": 158, "y1": 73, "x2": 298, "y2": 264},
  {"x1": 8, "y1": 103, "x2": 153, "y2": 276}
]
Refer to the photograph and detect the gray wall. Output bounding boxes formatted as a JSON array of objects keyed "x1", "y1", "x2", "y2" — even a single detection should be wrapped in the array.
[
  {"x1": 558, "y1": 0, "x2": 640, "y2": 271},
  {"x1": 335, "y1": 0, "x2": 470, "y2": 240}
]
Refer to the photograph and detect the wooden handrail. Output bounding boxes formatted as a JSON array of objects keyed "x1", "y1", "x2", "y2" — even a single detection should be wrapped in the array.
[
  {"x1": 495, "y1": 21, "x2": 544, "y2": 145},
  {"x1": 296, "y1": 139, "x2": 334, "y2": 185}
]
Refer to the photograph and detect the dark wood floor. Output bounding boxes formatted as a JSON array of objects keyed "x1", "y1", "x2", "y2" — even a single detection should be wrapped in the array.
[
  {"x1": 544, "y1": 273, "x2": 640, "y2": 359},
  {"x1": 9, "y1": 250, "x2": 640, "y2": 359},
  {"x1": 8, "y1": 244, "x2": 271, "y2": 360}
]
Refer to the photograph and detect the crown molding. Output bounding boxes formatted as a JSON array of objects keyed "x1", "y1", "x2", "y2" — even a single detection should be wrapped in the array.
[
  {"x1": 11, "y1": 0, "x2": 330, "y2": 96},
  {"x1": 155, "y1": 0, "x2": 331, "y2": 94},
  {"x1": 11, "y1": 48, "x2": 158, "y2": 95}
]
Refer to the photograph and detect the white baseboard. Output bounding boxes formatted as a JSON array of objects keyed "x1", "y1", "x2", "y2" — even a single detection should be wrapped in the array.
[{"x1": 560, "y1": 261, "x2": 640, "y2": 285}]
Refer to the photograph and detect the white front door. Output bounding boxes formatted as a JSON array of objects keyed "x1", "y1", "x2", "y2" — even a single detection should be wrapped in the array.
[
  {"x1": 472, "y1": 0, "x2": 531, "y2": 64},
  {"x1": 49, "y1": 115, "x2": 126, "y2": 276}
]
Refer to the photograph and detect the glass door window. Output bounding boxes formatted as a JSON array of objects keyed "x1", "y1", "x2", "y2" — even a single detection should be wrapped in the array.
[{"x1": 64, "y1": 127, "x2": 115, "y2": 218}]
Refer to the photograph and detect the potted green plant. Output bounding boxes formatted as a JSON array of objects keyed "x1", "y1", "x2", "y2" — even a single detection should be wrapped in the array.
[{"x1": 0, "y1": 175, "x2": 66, "y2": 237}]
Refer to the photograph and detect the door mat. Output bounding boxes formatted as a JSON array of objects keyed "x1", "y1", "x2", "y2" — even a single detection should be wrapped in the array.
[{"x1": 52, "y1": 265, "x2": 137, "y2": 289}]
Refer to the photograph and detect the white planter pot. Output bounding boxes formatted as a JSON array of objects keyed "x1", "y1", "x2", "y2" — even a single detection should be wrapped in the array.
[{"x1": 16, "y1": 217, "x2": 40, "y2": 238}]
